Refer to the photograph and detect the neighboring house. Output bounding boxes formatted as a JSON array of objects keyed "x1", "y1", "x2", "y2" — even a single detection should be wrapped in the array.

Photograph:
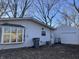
[
  {"x1": 54, "y1": 25, "x2": 79, "y2": 45},
  {"x1": 0, "y1": 17, "x2": 54, "y2": 49}
]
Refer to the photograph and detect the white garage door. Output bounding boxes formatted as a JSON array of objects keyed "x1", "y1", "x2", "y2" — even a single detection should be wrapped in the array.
[{"x1": 60, "y1": 32, "x2": 78, "y2": 44}]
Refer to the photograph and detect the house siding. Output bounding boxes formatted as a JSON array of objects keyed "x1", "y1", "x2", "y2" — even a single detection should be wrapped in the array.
[
  {"x1": 0, "y1": 20, "x2": 54, "y2": 49},
  {"x1": 54, "y1": 26, "x2": 79, "y2": 45}
]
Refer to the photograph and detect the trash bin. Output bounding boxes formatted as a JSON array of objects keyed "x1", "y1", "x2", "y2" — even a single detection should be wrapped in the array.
[
  {"x1": 58, "y1": 38, "x2": 61, "y2": 44},
  {"x1": 46, "y1": 41, "x2": 51, "y2": 46},
  {"x1": 54, "y1": 37, "x2": 61, "y2": 44},
  {"x1": 54, "y1": 38, "x2": 58, "y2": 44},
  {"x1": 33, "y1": 38, "x2": 40, "y2": 48}
]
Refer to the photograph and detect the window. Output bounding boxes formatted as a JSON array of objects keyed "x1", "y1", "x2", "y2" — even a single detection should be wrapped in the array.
[
  {"x1": 2, "y1": 27, "x2": 24, "y2": 44},
  {"x1": 41, "y1": 31, "x2": 46, "y2": 36},
  {"x1": 3, "y1": 27, "x2": 10, "y2": 43},
  {"x1": 17, "y1": 28, "x2": 23, "y2": 42},
  {"x1": 11, "y1": 28, "x2": 17, "y2": 42}
]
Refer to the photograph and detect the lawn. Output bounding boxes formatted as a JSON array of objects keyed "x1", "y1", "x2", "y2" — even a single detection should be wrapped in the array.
[{"x1": 0, "y1": 44, "x2": 79, "y2": 59}]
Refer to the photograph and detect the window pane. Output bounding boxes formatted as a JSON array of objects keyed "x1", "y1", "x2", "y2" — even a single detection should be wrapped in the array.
[
  {"x1": 18, "y1": 29, "x2": 23, "y2": 42},
  {"x1": 3, "y1": 27, "x2": 10, "y2": 43},
  {"x1": 11, "y1": 28, "x2": 17, "y2": 42}
]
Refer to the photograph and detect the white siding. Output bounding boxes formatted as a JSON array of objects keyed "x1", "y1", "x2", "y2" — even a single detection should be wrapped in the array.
[
  {"x1": 54, "y1": 25, "x2": 79, "y2": 45},
  {"x1": 0, "y1": 20, "x2": 54, "y2": 49}
]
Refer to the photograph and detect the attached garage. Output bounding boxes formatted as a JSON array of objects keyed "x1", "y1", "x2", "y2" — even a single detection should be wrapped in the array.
[{"x1": 54, "y1": 25, "x2": 79, "y2": 45}]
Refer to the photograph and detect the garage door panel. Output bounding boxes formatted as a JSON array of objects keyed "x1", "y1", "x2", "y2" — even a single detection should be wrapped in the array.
[{"x1": 60, "y1": 32, "x2": 78, "y2": 44}]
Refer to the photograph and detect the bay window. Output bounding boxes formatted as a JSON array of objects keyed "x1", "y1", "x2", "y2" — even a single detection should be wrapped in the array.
[{"x1": 0, "y1": 25, "x2": 24, "y2": 44}]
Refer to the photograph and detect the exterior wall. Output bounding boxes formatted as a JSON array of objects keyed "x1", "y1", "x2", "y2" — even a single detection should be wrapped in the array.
[
  {"x1": 54, "y1": 25, "x2": 79, "y2": 45},
  {"x1": 0, "y1": 20, "x2": 54, "y2": 49}
]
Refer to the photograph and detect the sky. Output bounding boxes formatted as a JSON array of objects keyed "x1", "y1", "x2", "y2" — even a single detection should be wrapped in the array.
[
  {"x1": 26, "y1": 0, "x2": 79, "y2": 27},
  {"x1": 1, "y1": 0, "x2": 79, "y2": 27}
]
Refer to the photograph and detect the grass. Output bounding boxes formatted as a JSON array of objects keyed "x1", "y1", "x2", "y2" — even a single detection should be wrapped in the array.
[{"x1": 0, "y1": 44, "x2": 79, "y2": 59}]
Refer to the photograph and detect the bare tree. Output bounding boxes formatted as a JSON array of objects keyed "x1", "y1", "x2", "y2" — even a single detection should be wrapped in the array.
[
  {"x1": 72, "y1": 0, "x2": 79, "y2": 13},
  {"x1": 64, "y1": 0, "x2": 79, "y2": 13},
  {"x1": 0, "y1": 0, "x2": 9, "y2": 18},
  {"x1": 5, "y1": 0, "x2": 33, "y2": 18},
  {"x1": 59, "y1": 8, "x2": 78, "y2": 27},
  {"x1": 58, "y1": 0, "x2": 79, "y2": 27},
  {"x1": 33, "y1": 0, "x2": 61, "y2": 27}
]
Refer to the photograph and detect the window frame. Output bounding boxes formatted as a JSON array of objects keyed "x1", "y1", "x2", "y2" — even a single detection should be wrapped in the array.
[
  {"x1": 10, "y1": 27, "x2": 17, "y2": 43},
  {"x1": 17, "y1": 27, "x2": 24, "y2": 43},
  {"x1": 1, "y1": 26, "x2": 24, "y2": 44},
  {"x1": 2, "y1": 26, "x2": 11, "y2": 44}
]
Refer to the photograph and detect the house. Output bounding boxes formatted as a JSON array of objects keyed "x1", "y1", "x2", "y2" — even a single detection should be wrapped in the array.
[
  {"x1": 0, "y1": 17, "x2": 54, "y2": 49},
  {"x1": 54, "y1": 25, "x2": 79, "y2": 45}
]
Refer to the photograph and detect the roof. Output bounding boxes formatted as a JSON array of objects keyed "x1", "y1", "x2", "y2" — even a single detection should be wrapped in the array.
[
  {"x1": 1, "y1": 23, "x2": 25, "y2": 28},
  {"x1": 0, "y1": 17, "x2": 54, "y2": 30}
]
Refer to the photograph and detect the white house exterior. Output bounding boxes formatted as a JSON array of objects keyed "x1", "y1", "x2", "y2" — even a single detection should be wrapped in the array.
[
  {"x1": 0, "y1": 17, "x2": 54, "y2": 50},
  {"x1": 0, "y1": 17, "x2": 79, "y2": 50},
  {"x1": 54, "y1": 25, "x2": 79, "y2": 45}
]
